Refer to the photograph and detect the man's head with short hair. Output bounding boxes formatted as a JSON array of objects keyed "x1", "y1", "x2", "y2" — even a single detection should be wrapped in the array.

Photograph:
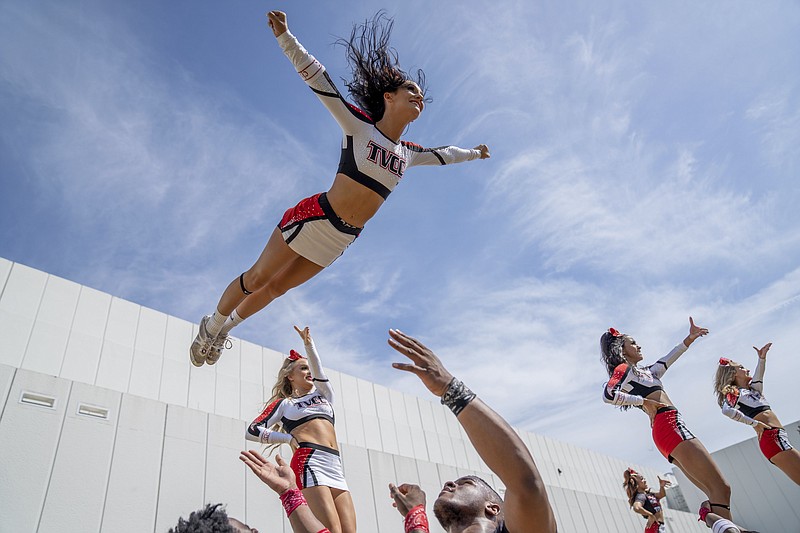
[
  {"x1": 433, "y1": 476, "x2": 504, "y2": 529},
  {"x1": 170, "y1": 503, "x2": 258, "y2": 533}
]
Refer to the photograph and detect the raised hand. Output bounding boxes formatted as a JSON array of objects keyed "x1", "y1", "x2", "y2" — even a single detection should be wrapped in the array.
[
  {"x1": 239, "y1": 450, "x2": 296, "y2": 495},
  {"x1": 388, "y1": 329, "x2": 453, "y2": 397},
  {"x1": 267, "y1": 10, "x2": 288, "y2": 38},
  {"x1": 388, "y1": 483, "x2": 427, "y2": 517},
  {"x1": 688, "y1": 316, "x2": 709, "y2": 341},
  {"x1": 753, "y1": 342, "x2": 772, "y2": 360},
  {"x1": 294, "y1": 325, "x2": 312, "y2": 344}
]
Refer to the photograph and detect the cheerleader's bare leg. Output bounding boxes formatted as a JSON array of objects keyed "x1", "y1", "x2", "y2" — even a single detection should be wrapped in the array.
[
  {"x1": 219, "y1": 227, "x2": 324, "y2": 316},
  {"x1": 670, "y1": 439, "x2": 732, "y2": 519},
  {"x1": 770, "y1": 447, "x2": 800, "y2": 485}
]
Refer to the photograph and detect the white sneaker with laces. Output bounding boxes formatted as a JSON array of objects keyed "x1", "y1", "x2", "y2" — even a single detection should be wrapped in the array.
[
  {"x1": 189, "y1": 315, "x2": 215, "y2": 367},
  {"x1": 206, "y1": 333, "x2": 232, "y2": 365}
]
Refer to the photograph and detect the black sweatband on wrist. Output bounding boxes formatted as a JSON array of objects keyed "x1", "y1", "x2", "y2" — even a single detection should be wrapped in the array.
[{"x1": 440, "y1": 377, "x2": 476, "y2": 416}]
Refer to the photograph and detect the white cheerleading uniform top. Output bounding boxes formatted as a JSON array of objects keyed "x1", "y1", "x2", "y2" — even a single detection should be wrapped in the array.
[
  {"x1": 603, "y1": 343, "x2": 688, "y2": 408},
  {"x1": 721, "y1": 358, "x2": 770, "y2": 427},
  {"x1": 276, "y1": 30, "x2": 481, "y2": 200},
  {"x1": 246, "y1": 339, "x2": 335, "y2": 443}
]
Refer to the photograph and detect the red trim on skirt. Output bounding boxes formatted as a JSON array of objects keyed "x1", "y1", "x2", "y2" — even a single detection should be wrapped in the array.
[
  {"x1": 644, "y1": 521, "x2": 665, "y2": 533},
  {"x1": 651, "y1": 407, "x2": 695, "y2": 461},
  {"x1": 759, "y1": 427, "x2": 793, "y2": 462}
]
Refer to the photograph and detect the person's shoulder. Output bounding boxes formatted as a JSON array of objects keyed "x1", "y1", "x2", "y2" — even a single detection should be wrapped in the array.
[
  {"x1": 266, "y1": 397, "x2": 287, "y2": 411},
  {"x1": 400, "y1": 140, "x2": 425, "y2": 151},
  {"x1": 611, "y1": 362, "x2": 630, "y2": 379},
  {"x1": 725, "y1": 389, "x2": 740, "y2": 406}
]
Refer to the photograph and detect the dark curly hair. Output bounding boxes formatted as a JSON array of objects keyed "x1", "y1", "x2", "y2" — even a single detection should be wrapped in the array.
[
  {"x1": 600, "y1": 329, "x2": 628, "y2": 377},
  {"x1": 337, "y1": 11, "x2": 429, "y2": 121},
  {"x1": 600, "y1": 328, "x2": 641, "y2": 411},
  {"x1": 169, "y1": 503, "x2": 234, "y2": 533}
]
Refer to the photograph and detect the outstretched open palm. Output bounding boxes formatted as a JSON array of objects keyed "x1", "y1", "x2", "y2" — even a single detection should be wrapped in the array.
[{"x1": 240, "y1": 449, "x2": 296, "y2": 495}]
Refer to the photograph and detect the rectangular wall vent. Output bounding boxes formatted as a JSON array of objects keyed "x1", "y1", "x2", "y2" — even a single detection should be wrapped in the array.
[
  {"x1": 77, "y1": 403, "x2": 110, "y2": 420},
  {"x1": 19, "y1": 391, "x2": 57, "y2": 409}
]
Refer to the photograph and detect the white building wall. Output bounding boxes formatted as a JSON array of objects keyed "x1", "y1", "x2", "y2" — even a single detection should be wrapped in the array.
[{"x1": 0, "y1": 258, "x2": 706, "y2": 532}]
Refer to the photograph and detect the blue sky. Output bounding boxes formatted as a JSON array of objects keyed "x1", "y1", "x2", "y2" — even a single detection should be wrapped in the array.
[{"x1": 2, "y1": 0, "x2": 799, "y2": 473}]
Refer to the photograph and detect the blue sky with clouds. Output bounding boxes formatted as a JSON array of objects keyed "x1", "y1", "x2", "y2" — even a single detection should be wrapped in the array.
[{"x1": 2, "y1": 0, "x2": 799, "y2": 472}]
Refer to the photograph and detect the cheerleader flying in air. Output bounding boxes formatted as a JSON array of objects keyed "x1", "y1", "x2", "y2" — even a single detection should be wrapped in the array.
[
  {"x1": 713, "y1": 342, "x2": 800, "y2": 485},
  {"x1": 190, "y1": 10, "x2": 490, "y2": 366}
]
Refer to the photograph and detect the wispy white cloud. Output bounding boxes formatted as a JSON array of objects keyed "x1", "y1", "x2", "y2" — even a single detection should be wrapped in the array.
[{"x1": 745, "y1": 88, "x2": 800, "y2": 174}]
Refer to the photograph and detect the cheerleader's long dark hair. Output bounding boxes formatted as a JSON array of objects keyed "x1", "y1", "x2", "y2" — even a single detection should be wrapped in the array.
[
  {"x1": 601, "y1": 327, "x2": 639, "y2": 411},
  {"x1": 337, "y1": 11, "x2": 429, "y2": 121},
  {"x1": 600, "y1": 328, "x2": 628, "y2": 377}
]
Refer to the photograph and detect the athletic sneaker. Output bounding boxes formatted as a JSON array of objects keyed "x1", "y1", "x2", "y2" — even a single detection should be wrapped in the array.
[
  {"x1": 206, "y1": 334, "x2": 232, "y2": 365},
  {"x1": 189, "y1": 315, "x2": 215, "y2": 367}
]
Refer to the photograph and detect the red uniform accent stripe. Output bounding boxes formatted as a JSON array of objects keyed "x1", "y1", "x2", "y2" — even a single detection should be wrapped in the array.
[
  {"x1": 725, "y1": 391, "x2": 739, "y2": 407},
  {"x1": 279, "y1": 194, "x2": 325, "y2": 228},
  {"x1": 291, "y1": 447, "x2": 315, "y2": 489},
  {"x1": 251, "y1": 398, "x2": 284, "y2": 427},
  {"x1": 607, "y1": 363, "x2": 629, "y2": 390},
  {"x1": 347, "y1": 102, "x2": 372, "y2": 122}
]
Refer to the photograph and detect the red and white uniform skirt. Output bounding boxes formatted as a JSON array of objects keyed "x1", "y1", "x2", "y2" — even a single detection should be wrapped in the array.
[
  {"x1": 644, "y1": 521, "x2": 665, "y2": 533},
  {"x1": 651, "y1": 406, "x2": 695, "y2": 462},
  {"x1": 759, "y1": 427, "x2": 793, "y2": 462},
  {"x1": 291, "y1": 441, "x2": 349, "y2": 491},
  {"x1": 278, "y1": 192, "x2": 362, "y2": 268}
]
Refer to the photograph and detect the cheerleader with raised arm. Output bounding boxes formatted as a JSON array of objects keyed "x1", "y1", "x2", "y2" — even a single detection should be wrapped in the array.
[
  {"x1": 246, "y1": 326, "x2": 354, "y2": 533},
  {"x1": 713, "y1": 342, "x2": 800, "y2": 485},
  {"x1": 600, "y1": 318, "x2": 733, "y2": 520},
  {"x1": 189, "y1": 10, "x2": 489, "y2": 366},
  {"x1": 622, "y1": 468, "x2": 669, "y2": 533}
]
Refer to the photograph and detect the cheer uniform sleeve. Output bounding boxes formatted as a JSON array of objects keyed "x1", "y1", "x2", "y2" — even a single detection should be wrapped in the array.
[
  {"x1": 750, "y1": 358, "x2": 765, "y2": 394},
  {"x1": 603, "y1": 363, "x2": 644, "y2": 407},
  {"x1": 305, "y1": 338, "x2": 334, "y2": 404},
  {"x1": 276, "y1": 30, "x2": 372, "y2": 135},
  {"x1": 721, "y1": 392, "x2": 758, "y2": 427},
  {"x1": 403, "y1": 141, "x2": 482, "y2": 167},
  {"x1": 246, "y1": 398, "x2": 293, "y2": 444},
  {"x1": 649, "y1": 342, "x2": 688, "y2": 380}
]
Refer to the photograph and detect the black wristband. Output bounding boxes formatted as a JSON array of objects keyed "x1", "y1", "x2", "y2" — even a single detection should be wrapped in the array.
[{"x1": 440, "y1": 377, "x2": 476, "y2": 416}]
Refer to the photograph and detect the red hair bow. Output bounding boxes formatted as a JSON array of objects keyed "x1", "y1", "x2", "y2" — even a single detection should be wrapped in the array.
[
  {"x1": 288, "y1": 349, "x2": 305, "y2": 361},
  {"x1": 719, "y1": 357, "x2": 730, "y2": 366},
  {"x1": 608, "y1": 328, "x2": 622, "y2": 337}
]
